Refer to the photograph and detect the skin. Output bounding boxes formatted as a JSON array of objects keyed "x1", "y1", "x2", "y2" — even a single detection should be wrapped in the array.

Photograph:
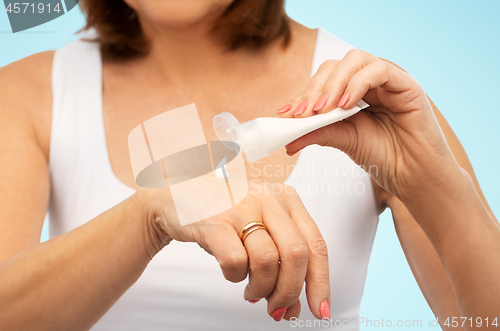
[
  {"x1": 382, "y1": 82, "x2": 497, "y2": 329},
  {"x1": 102, "y1": 0, "x2": 326, "y2": 321},
  {"x1": 0, "y1": 1, "x2": 327, "y2": 328},
  {"x1": 281, "y1": 50, "x2": 499, "y2": 327},
  {"x1": 0, "y1": 0, "x2": 494, "y2": 329}
]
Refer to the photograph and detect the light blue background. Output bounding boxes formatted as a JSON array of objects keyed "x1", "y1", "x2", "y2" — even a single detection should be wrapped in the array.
[{"x1": 1, "y1": 1, "x2": 499, "y2": 329}]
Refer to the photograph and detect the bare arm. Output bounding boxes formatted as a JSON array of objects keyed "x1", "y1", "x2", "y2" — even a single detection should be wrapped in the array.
[
  {"x1": 388, "y1": 196, "x2": 463, "y2": 329},
  {"x1": 0, "y1": 52, "x2": 333, "y2": 328},
  {"x1": 372, "y1": 173, "x2": 463, "y2": 330},
  {"x1": 0, "y1": 53, "x2": 52, "y2": 258},
  {"x1": 0, "y1": 54, "x2": 169, "y2": 330},
  {"x1": 380, "y1": 60, "x2": 497, "y2": 326},
  {"x1": 0, "y1": 194, "x2": 164, "y2": 330},
  {"x1": 376, "y1": 61, "x2": 499, "y2": 322},
  {"x1": 282, "y1": 49, "x2": 500, "y2": 325}
]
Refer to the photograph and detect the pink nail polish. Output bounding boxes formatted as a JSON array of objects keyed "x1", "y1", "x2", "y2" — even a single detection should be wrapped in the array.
[
  {"x1": 248, "y1": 299, "x2": 260, "y2": 304},
  {"x1": 277, "y1": 104, "x2": 292, "y2": 114},
  {"x1": 293, "y1": 100, "x2": 308, "y2": 116},
  {"x1": 338, "y1": 92, "x2": 350, "y2": 108},
  {"x1": 272, "y1": 307, "x2": 287, "y2": 322},
  {"x1": 320, "y1": 300, "x2": 331, "y2": 320},
  {"x1": 313, "y1": 92, "x2": 329, "y2": 111}
]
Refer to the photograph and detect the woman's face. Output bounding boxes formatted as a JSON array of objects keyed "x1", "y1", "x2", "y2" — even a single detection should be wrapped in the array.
[{"x1": 123, "y1": 0, "x2": 234, "y2": 29}]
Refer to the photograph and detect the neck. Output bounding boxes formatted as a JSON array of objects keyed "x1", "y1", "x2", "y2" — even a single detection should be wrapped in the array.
[{"x1": 136, "y1": 17, "x2": 285, "y2": 86}]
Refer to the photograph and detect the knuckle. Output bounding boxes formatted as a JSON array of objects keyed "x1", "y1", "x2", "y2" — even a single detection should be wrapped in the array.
[
  {"x1": 312, "y1": 274, "x2": 331, "y2": 289},
  {"x1": 347, "y1": 48, "x2": 364, "y2": 59},
  {"x1": 327, "y1": 75, "x2": 347, "y2": 90},
  {"x1": 290, "y1": 96, "x2": 301, "y2": 104},
  {"x1": 220, "y1": 250, "x2": 247, "y2": 273},
  {"x1": 304, "y1": 81, "x2": 322, "y2": 94},
  {"x1": 248, "y1": 180, "x2": 264, "y2": 196},
  {"x1": 308, "y1": 237, "x2": 329, "y2": 258},
  {"x1": 318, "y1": 59, "x2": 336, "y2": 70},
  {"x1": 288, "y1": 94, "x2": 303, "y2": 104},
  {"x1": 225, "y1": 272, "x2": 246, "y2": 283},
  {"x1": 373, "y1": 59, "x2": 388, "y2": 72},
  {"x1": 279, "y1": 288, "x2": 302, "y2": 303},
  {"x1": 262, "y1": 182, "x2": 278, "y2": 198},
  {"x1": 286, "y1": 241, "x2": 309, "y2": 262},
  {"x1": 282, "y1": 184, "x2": 297, "y2": 196},
  {"x1": 253, "y1": 250, "x2": 280, "y2": 273},
  {"x1": 350, "y1": 75, "x2": 369, "y2": 91}
]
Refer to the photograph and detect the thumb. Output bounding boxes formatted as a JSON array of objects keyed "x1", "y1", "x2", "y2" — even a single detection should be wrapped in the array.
[
  {"x1": 194, "y1": 221, "x2": 249, "y2": 283},
  {"x1": 286, "y1": 119, "x2": 356, "y2": 156}
]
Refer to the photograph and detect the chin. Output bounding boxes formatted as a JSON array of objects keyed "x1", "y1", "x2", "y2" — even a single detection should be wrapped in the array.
[{"x1": 125, "y1": 0, "x2": 234, "y2": 29}]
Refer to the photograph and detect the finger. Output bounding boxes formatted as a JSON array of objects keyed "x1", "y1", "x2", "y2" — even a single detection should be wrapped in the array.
[
  {"x1": 196, "y1": 221, "x2": 248, "y2": 283},
  {"x1": 285, "y1": 116, "x2": 357, "y2": 156},
  {"x1": 277, "y1": 92, "x2": 303, "y2": 118},
  {"x1": 317, "y1": 49, "x2": 378, "y2": 113},
  {"x1": 341, "y1": 60, "x2": 419, "y2": 110},
  {"x1": 241, "y1": 227, "x2": 280, "y2": 302},
  {"x1": 283, "y1": 299, "x2": 301, "y2": 321},
  {"x1": 277, "y1": 60, "x2": 338, "y2": 118},
  {"x1": 283, "y1": 187, "x2": 330, "y2": 320},
  {"x1": 261, "y1": 195, "x2": 309, "y2": 318},
  {"x1": 293, "y1": 60, "x2": 338, "y2": 118}
]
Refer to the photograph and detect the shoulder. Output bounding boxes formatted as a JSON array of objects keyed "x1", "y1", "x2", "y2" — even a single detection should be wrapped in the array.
[
  {"x1": 308, "y1": 28, "x2": 356, "y2": 74},
  {"x1": 317, "y1": 28, "x2": 354, "y2": 48},
  {"x1": 0, "y1": 50, "x2": 54, "y2": 98},
  {"x1": 0, "y1": 51, "x2": 54, "y2": 157}
]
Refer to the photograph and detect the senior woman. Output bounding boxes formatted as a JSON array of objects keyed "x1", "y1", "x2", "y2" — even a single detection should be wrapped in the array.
[{"x1": 0, "y1": 0, "x2": 495, "y2": 331}]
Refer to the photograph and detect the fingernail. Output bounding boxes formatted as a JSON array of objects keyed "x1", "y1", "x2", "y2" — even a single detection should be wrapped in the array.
[
  {"x1": 277, "y1": 104, "x2": 292, "y2": 114},
  {"x1": 320, "y1": 300, "x2": 331, "y2": 320},
  {"x1": 272, "y1": 307, "x2": 287, "y2": 322},
  {"x1": 293, "y1": 100, "x2": 308, "y2": 116},
  {"x1": 338, "y1": 91, "x2": 350, "y2": 108},
  {"x1": 248, "y1": 299, "x2": 260, "y2": 304},
  {"x1": 313, "y1": 92, "x2": 329, "y2": 111}
]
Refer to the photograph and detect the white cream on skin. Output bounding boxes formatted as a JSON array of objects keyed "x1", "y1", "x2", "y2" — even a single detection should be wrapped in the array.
[{"x1": 214, "y1": 100, "x2": 369, "y2": 163}]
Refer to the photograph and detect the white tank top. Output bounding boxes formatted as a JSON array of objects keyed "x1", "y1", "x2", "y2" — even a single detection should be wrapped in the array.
[{"x1": 49, "y1": 28, "x2": 379, "y2": 331}]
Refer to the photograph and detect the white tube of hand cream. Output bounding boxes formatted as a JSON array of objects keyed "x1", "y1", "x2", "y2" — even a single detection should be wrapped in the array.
[{"x1": 214, "y1": 100, "x2": 369, "y2": 163}]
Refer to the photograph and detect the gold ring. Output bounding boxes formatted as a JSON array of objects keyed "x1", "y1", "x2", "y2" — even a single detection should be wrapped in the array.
[{"x1": 238, "y1": 222, "x2": 268, "y2": 244}]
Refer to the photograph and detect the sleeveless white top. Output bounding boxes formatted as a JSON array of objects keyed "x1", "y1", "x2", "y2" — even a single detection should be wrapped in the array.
[{"x1": 49, "y1": 28, "x2": 379, "y2": 331}]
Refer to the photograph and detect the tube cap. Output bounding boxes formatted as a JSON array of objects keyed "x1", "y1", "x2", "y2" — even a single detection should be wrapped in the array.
[
  {"x1": 213, "y1": 112, "x2": 240, "y2": 151},
  {"x1": 213, "y1": 112, "x2": 268, "y2": 163}
]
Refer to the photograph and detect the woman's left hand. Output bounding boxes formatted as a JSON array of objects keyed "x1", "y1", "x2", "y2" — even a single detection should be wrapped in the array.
[{"x1": 277, "y1": 49, "x2": 458, "y2": 199}]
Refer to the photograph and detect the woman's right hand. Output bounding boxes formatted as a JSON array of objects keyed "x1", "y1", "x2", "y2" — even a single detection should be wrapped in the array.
[{"x1": 136, "y1": 180, "x2": 331, "y2": 322}]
